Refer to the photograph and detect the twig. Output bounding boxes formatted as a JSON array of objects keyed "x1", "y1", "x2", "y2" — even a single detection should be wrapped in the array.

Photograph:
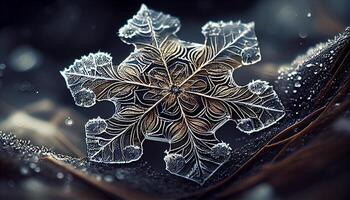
[
  {"x1": 272, "y1": 79, "x2": 350, "y2": 161},
  {"x1": 266, "y1": 106, "x2": 325, "y2": 148},
  {"x1": 217, "y1": 131, "x2": 350, "y2": 199},
  {"x1": 314, "y1": 41, "x2": 350, "y2": 107}
]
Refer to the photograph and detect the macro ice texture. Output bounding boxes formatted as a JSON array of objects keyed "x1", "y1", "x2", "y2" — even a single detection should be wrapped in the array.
[
  {"x1": 61, "y1": 4, "x2": 285, "y2": 184},
  {"x1": 277, "y1": 27, "x2": 350, "y2": 117}
]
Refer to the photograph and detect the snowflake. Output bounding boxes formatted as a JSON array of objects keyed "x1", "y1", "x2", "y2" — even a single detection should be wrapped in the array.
[{"x1": 61, "y1": 4, "x2": 285, "y2": 184}]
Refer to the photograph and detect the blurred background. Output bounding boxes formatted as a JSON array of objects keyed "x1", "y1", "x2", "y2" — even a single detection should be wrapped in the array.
[{"x1": 0, "y1": 0, "x2": 349, "y2": 167}]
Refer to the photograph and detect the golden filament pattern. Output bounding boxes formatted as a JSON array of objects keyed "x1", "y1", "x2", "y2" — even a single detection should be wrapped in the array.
[{"x1": 61, "y1": 4, "x2": 285, "y2": 184}]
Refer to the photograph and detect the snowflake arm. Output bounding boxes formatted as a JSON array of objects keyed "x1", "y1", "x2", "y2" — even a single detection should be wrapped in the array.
[
  {"x1": 180, "y1": 21, "x2": 261, "y2": 86},
  {"x1": 186, "y1": 80, "x2": 285, "y2": 134},
  {"x1": 119, "y1": 4, "x2": 181, "y2": 85},
  {"x1": 201, "y1": 21, "x2": 261, "y2": 66},
  {"x1": 60, "y1": 52, "x2": 165, "y2": 107},
  {"x1": 85, "y1": 95, "x2": 167, "y2": 163},
  {"x1": 118, "y1": 4, "x2": 180, "y2": 48},
  {"x1": 163, "y1": 99, "x2": 231, "y2": 185}
]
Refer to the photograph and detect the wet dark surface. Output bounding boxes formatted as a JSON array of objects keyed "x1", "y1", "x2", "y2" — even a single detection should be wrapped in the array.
[{"x1": 0, "y1": 1, "x2": 349, "y2": 199}]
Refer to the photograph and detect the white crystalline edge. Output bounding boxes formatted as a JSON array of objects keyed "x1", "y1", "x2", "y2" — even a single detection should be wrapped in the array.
[
  {"x1": 60, "y1": 52, "x2": 113, "y2": 108},
  {"x1": 241, "y1": 46, "x2": 261, "y2": 66},
  {"x1": 201, "y1": 20, "x2": 261, "y2": 66},
  {"x1": 163, "y1": 153, "x2": 185, "y2": 172},
  {"x1": 247, "y1": 79, "x2": 270, "y2": 95},
  {"x1": 60, "y1": 52, "x2": 112, "y2": 77},
  {"x1": 164, "y1": 142, "x2": 232, "y2": 173},
  {"x1": 162, "y1": 141, "x2": 234, "y2": 185},
  {"x1": 291, "y1": 42, "x2": 328, "y2": 68},
  {"x1": 122, "y1": 145, "x2": 142, "y2": 160},
  {"x1": 118, "y1": 25, "x2": 138, "y2": 39},
  {"x1": 86, "y1": 106, "x2": 145, "y2": 164},
  {"x1": 237, "y1": 80, "x2": 285, "y2": 135},
  {"x1": 278, "y1": 27, "x2": 350, "y2": 75},
  {"x1": 201, "y1": 20, "x2": 255, "y2": 35},
  {"x1": 236, "y1": 105, "x2": 285, "y2": 135},
  {"x1": 73, "y1": 88, "x2": 96, "y2": 107},
  {"x1": 163, "y1": 152, "x2": 210, "y2": 185},
  {"x1": 211, "y1": 142, "x2": 232, "y2": 158},
  {"x1": 168, "y1": 160, "x2": 226, "y2": 185},
  {"x1": 85, "y1": 116, "x2": 107, "y2": 134},
  {"x1": 118, "y1": 4, "x2": 180, "y2": 41},
  {"x1": 88, "y1": 145, "x2": 144, "y2": 164},
  {"x1": 212, "y1": 142, "x2": 232, "y2": 151}
]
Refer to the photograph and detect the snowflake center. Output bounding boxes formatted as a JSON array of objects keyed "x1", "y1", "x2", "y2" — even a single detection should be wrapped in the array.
[{"x1": 169, "y1": 85, "x2": 182, "y2": 95}]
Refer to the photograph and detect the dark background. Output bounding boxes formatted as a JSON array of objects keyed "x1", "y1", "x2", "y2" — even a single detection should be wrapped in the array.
[{"x1": 0, "y1": 0, "x2": 349, "y2": 170}]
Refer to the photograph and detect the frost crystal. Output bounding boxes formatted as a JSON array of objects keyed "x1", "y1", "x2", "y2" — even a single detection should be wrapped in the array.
[
  {"x1": 61, "y1": 4, "x2": 285, "y2": 184},
  {"x1": 210, "y1": 142, "x2": 232, "y2": 162},
  {"x1": 73, "y1": 89, "x2": 96, "y2": 107},
  {"x1": 85, "y1": 117, "x2": 107, "y2": 134},
  {"x1": 164, "y1": 153, "x2": 186, "y2": 173}
]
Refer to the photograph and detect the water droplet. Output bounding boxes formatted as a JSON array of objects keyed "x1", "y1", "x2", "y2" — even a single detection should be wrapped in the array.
[
  {"x1": 9, "y1": 46, "x2": 42, "y2": 72},
  {"x1": 57, "y1": 172, "x2": 64, "y2": 179},
  {"x1": 20, "y1": 166, "x2": 29, "y2": 175},
  {"x1": 95, "y1": 175, "x2": 102, "y2": 181},
  {"x1": 298, "y1": 30, "x2": 308, "y2": 38},
  {"x1": 296, "y1": 75, "x2": 302, "y2": 80},
  {"x1": 34, "y1": 167, "x2": 41, "y2": 173},
  {"x1": 293, "y1": 90, "x2": 297, "y2": 93},
  {"x1": 294, "y1": 82, "x2": 301, "y2": 88},
  {"x1": 104, "y1": 175, "x2": 114, "y2": 182},
  {"x1": 241, "y1": 183, "x2": 275, "y2": 200},
  {"x1": 306, "y1": 63, "x2": 314, "y2": 68},
  {"x1": 65, "y1": 117, "x2": 74, "y2": 126},
  {"x1": 32, "y1": 155, "x2": 39, "y2": 163},
  {"x1": 29, "y1": 163, "x2": 37, "y2": 169},
  {"x1": 307, "y1": 12, "x2": 312, "y2": 17},
  {"x1": 115, "y1": 171, "x2": 126, "y2": 180}
]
